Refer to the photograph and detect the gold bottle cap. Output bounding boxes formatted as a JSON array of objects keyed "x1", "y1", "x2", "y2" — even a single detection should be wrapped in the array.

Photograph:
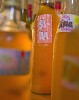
[{"x1": 5, "y1": 0, "x2": 20, "y2": 7}]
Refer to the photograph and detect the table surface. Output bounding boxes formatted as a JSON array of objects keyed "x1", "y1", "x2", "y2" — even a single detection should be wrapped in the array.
[{"x1": 31, "y1": 93, "x2": 51, "y2": 100}]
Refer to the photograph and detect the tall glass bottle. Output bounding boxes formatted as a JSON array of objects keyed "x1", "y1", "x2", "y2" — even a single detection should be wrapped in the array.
[
  {"x1": 31, "y1": 0, "x2": 59, "y2": 94},
  {"x1": 0, "y1": 0, "x2": 31, "y2": 100},
  {"x1": 55, "y1": 0, "x2": 61, "y2": 15},
  {"x1": 0, "y1": 0, "x2": 5, "y2": 25},
  {"x1": 33, "y1": 0, "x2": 41, "y2": 21},
  {"x1": 20, "y1": 0, "x2": 32, "y2": 39},
  {"x1": 28, "y1": 4, "x2": 32, "y2": 26},
  {"x1": 52, "y1": 0, "x2": 79, "y2": 100},
  {"x1": 55, "y1": 0, "x2": 65, "y2": 19},
  {"x1": 20, "y1": 0, "x2": 28, "y2": 25}
]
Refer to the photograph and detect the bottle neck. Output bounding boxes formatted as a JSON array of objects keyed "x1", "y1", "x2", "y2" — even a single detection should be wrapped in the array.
[
  {"x1": 20, "y1": 0, "x2": 28, "y2": 23},
  {"x1": 55, "y1": 0, "x2": 61, "y2": 10},
  {"x1": 20, "y1": 0, "x2": 28, "y2": 9},
  {"x1": 5, "y1": 6, "x2": 20, "y2": 23},
  {"x1": 28, "y1": 4, "x2": 32, "y2": 23},
  {"x1": 41, "y1": 0, "x2": 54, "y2": 3},
  {"x1": 0, "y1": 0, "x2": 5, "y2": 12},
  {"x1": 64, "y1": 0, "x2": 79, "y2": 15}
]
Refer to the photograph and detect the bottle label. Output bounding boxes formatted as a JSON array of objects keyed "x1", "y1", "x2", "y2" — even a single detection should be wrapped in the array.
[
  {"x1": 0, "y1": 48, "x2": 30, "y2": 75},
  {"x1": 37, "y1": 14, "x2": 52, "y2": 43},
  {"x1": 20, "y1": 21, "x2": 26, "y2": 27},
  {"x1": 57, "y1": 14, "x2": 79, "y2": 32},
  {"x1": 62, "y1": 55, "x2": 79, "y2": 89}
]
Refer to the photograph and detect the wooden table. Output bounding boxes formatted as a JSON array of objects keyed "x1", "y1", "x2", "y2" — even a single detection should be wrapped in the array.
[{"x1": 31, "y1": 92, "x2": 51, "y2": 100}]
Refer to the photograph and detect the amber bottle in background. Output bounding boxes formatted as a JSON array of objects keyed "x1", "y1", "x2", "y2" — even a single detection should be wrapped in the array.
[
  {"x1": 52, "y1": 0, "x2": 79, "y2": 100},
  {"x1": 31, "y1": 0, "x2": 59, "y2": 94},
  {"x1": 0, "y1": 0, "x2": 31, "y2": 100},
  {"x1": 0, "y1": 0, "x2": 6, "y2": 25},
  {"x1": 0, "y1": 0, "x2": 2, "y2": 7},
  {"x1": 33, "y1": 0, "x2": 41, "y2": 22},
  {"x1": 0, "y1": 0, "x2": 4, "y2": 10},
  {"x1": 20, "y1": 0, "x2": 32, "y2": 39}
]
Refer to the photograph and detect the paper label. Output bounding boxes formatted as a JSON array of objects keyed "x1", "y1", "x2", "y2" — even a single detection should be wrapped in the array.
[
  {"x1": 62, "y1": 55, "x2": 79, "y2": 89},
  {"x1": 0, "y1": 48, "x2": 30, "y2": 75},
  {"x1": 57, "y1": 14, "x2": 79, "y2": 32},
  {"x1": 37, "y1": 14, "x2": 52, "y2": 43},
  {"x1": 20, "y1": 21, "x2": 26, "y2": 27}
]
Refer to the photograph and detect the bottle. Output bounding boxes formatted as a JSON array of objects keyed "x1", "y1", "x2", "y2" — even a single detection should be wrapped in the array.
[
  {"x1": 20, "y1": 0, "x2": 32, "y2": 39},
  {"x1": 31, "y1": 0, "x2": 59, "y2": 94},
  {"x1": 52, "y1": 0, "x2": 79, "y2": 100},
  {"x1": 20, "y1": 0, "x2": 28, "y2": 25},
  {"x1": 55, "y1": 0, "x2": 65, "y2": 19},
  {"x1": 55, "y1": 0, "x2": 61, "y2": 16},
  {"x1": 0, "y1": 0, "x2": 31, "y2": 100},
  {"x1": 0, "y1": 0, "x2": 5, "y2": 25},
  {"x1": 28, "y1": 4, "x2": 32, "y2": 26},
  {"x1": 33, "y1": 0, "x2": 41, "y2": 21},
  {"x1": 0, "y1": 0, "x2": 2, "y2": 7},
  {"x1": 62, "y1": 25, "x2": 79, "y2": 100}
]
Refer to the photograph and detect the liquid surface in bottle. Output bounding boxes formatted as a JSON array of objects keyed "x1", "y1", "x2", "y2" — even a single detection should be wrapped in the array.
[
  {"x1": 32, "y1": 2, "x2": 59, "y2": 94},
  {"x1": 0, "y1": 31, "x2": 32, "y2": 100}
]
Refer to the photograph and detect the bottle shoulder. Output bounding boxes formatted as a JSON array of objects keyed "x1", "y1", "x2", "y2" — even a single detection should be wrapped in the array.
[
  {"x1": 37, "y1": 3, "x2": 56, "y2": 15},
  {"x1": 0, "y1": 20, "x2": 27, "y2": 32},
  {"x1": 0, "y1": 21, "x2": 32, "y2": 51}
]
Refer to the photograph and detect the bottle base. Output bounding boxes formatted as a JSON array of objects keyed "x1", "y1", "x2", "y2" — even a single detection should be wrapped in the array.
[{"x1": 31, "y1": 90, "x2": 51, "y2": 95}]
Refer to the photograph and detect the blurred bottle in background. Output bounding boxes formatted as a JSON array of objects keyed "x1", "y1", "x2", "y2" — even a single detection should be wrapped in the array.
[
  {"x1": 52, "y1": 0, "x2": 79, "y2": 100},
  {"x1": 31, "y1": 0, "x2": 59, "y2": 94},
  {"x1": 0, "y1": 0, "x2": 6, "y2": 25},
  {"x1": 33, "y1": 0, "x2": 41, "y2": 22},
  {"x1": 0, "y1": 0, "x2": 2, "y2": 7},
  {"x1": 55, "y1": 0, "x2": 65, "y2": 18},
  {"x1": 28, "y1": 4, "x2": 32, "y2": 27},
  {"x1": 0, "y1": 0, "x2": 32, "y2": 100},
  {"x1": 55, "y1": 0, "x2": 61, "y2": 16},
  {"x1": 20, "y1": 0, "x2": 28, "y2": 25},
  {"x1": 20, "y1": 0, "x2": 32, "y2": 39},
  {"x1": 0, "y1": 0, "x2": 4, "y2": 9}
]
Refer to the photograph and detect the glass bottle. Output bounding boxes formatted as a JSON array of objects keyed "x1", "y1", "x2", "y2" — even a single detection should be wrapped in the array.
[
  {"x1": 55, "y1": 0, "x2": 65, "y2": 19},
  {"x1": 0, "y1": 0, "x2": 31, "y2": 100},
  {"x1": 20, "y1": 0, "x2": 32, "y2": 39},
  {"x1": 33, "y1": 0, "x2": 41, "y2": 22},
  {"x1": 55, "y1": 0, "x2": 61, "y2": 15},
  {"x1": 0, "y1": 0, "x2": 6, "y2": 25},
  {"x1": 52, "y1": 0, "x2": 79, "y2": 100},
  {"x1": 28, "y1": 4, "x2": 32, "y2": 26},
  {"x1": 0, "y1": 0, "x2": 4, "y2": 10},
  {"x1": 31, "y1": 0, "x2": 59, "y2": 94},
  {"x1": 20, "y1": 0, "x2": 28, "y2": 25}
]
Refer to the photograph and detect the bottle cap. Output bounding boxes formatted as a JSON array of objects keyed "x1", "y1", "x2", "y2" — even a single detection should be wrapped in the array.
[{"x1": 5, "y1": 0, "x2": 20, "y2": 7}]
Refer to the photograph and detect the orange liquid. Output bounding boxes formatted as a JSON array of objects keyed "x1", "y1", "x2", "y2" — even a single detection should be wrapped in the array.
[
  {"x1": 31, "y1": 3, "x2": 59, "y2": 94},
  {"x1": 52, "y1": 30, "x2": 79, "y2": 100},
  {"x1": 0, "y1": 31, "x2": 32, "y2": 100}
]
